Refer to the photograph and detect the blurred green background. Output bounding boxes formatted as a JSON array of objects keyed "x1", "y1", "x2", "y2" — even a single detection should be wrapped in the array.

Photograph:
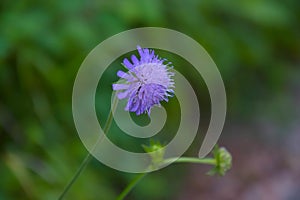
[{"x1": 1, "y1": 0, "x2": 300, "y2": 199}]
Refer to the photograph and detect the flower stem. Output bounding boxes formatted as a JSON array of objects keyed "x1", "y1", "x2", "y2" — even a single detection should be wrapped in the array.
[
  {"x1": 116, "y1": 173, "x2": 146, "y2": 200},
  {"x1": 58, "y1": 96, "x2": 118, "y2": 200},
  {"x1": 58, "y1": 153, "x2": 93, "y2": 200},
  {"x1": 116, "y1": 156, "x2": 216, "y2": 200}
]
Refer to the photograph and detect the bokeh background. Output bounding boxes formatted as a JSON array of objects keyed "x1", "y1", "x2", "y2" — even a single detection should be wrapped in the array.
[{"x1": 1, "y1": 0, "x2": 300, "y2": 199}]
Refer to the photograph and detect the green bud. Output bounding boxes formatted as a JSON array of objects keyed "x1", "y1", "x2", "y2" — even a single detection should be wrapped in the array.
[
  {"x1": 207, "y1": 146, "x2": 232, "y2": 176},
  {"x1": 142, "y1": 140, "x2": 165, "y2": 167}
]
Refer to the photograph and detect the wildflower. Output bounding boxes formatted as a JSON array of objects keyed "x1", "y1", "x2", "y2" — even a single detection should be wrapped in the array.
[{"x1": 112, "y1": 46, "x2": 175, "y2": 115}]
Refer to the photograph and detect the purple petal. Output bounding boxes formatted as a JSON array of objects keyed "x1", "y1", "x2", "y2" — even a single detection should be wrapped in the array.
[
  {"x1": 149, "y1": 50, "x2": 155, "y2": 60},
  {"x1": 123, "y1": 58, "x2": 134, "y2": 69},
  {"x1": 117, "y1": 70, "x2": 130, "y2": 79},
  {"x1": 117, "y1": 91, "x2": 130, "y2": 99},
  {"x1": 137, "y1": 46, "x2": 144, "y2": 57},
  {"x1": 112, "y1": 84, "x2": 129, "y2": 90},
  {"x1": 131, "y1": 55, "x2": 139, "y2": 65},
  {"x1": 129, "y1": 97, "x2": 140, "y2": 112},
  {"x1": 142, "y1": 49, "x2": 150, "y2": 62},
  {"x1": 143, "y1": 48, "x2": 149, "y2": 56}
]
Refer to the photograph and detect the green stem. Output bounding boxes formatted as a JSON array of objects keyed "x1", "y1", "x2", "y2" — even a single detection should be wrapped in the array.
[
  {"x1": 58, "y1": 153, "x2": 93, "y2": 200},
  {"x1": 116, "y1": 157, "x2": 216, "y2": 200},
  {"x1": 164, "y1": 157, "x2": 216, "y2": 165},
  {"x1": 58, "y1": 96, "x2": 118, "y2": 200},
  {"x1": 116, "y1": 173, "x2": 146, "y2": 200}
]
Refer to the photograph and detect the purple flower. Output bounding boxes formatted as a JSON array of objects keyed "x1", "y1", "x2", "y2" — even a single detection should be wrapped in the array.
[{"x1": 112, "y1": 46, "x2": 175, "y2": 115}]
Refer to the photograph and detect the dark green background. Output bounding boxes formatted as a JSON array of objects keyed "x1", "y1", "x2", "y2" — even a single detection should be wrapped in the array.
[{"x1": 1, "y1": 0, "x2": 299, "y2": 199}]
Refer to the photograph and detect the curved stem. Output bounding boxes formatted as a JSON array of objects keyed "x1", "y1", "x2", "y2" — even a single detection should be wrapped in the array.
[
  {"x1": 116, "y1": 156, "x2": 216, "y2": 200},
  {"x1": 116, "y1": 173, "x2": 146, "y2": 200},
  {"x1": 58, "y1": 96, "x2": 118, "y2": 200}
]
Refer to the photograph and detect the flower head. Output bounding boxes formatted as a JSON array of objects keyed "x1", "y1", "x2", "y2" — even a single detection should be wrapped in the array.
[{"x1": 112, "y1": 46, "x2": 175, "y2": 115}]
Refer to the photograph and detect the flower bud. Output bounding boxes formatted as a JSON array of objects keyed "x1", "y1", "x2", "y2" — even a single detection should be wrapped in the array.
[
  {"x1": 142, "y1": 140, "x2": 165, "y2": 167},
  {"x1": 208, "y1": 146, "x2": 232, "y2": 176}
]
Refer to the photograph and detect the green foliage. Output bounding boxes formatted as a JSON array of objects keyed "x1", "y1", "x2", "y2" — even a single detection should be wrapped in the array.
[{"x1": 0, "y1": 0, "x2": 299, "y2": 199}]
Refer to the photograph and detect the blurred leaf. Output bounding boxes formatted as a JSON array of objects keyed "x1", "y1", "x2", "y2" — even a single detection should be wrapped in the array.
[{"x1": 3, "y1": 152, "x2": 38, "y2": 199}]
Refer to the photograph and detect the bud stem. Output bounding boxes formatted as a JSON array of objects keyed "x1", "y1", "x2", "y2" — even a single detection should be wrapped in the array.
[
  {"x1": 163, "y1": 157, "x2": 216, "y2": 165},
  {"x1": 117, "y1": 156, "x2": 217, "y2": 200}
]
